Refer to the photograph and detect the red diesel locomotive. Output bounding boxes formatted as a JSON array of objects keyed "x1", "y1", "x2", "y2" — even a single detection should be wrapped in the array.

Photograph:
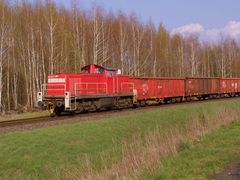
[{"x1": 37, "y1": 64, "x2": 240, "y2": 116}]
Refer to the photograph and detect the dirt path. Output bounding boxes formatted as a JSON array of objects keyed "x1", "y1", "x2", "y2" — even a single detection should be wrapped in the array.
[{"x1": 211, "y1": 161, "x2": 240, "y2": 180}]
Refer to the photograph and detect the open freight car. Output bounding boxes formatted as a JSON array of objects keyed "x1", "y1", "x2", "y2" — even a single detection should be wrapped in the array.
[
  {"x1": 185, "y1": 77, "x2": 221, "y2": 99},
  {"x1": 131, "y1": 77, "x2": 185, "y2": 105},
  {"x1": 220, "y1": 78, "x2": 240, "y2": 96}
]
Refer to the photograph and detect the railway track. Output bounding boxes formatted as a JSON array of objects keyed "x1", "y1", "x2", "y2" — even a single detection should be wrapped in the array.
[
  {"x1": 0, "y1": 116, "x2": 61, "y2": 127},
  {"x1": 0, "y1": 96, "x2": 239, "y2": 133}
]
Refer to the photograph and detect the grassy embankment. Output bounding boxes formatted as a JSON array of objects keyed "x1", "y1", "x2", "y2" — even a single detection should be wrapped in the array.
[
  {"x1": 143, "y1": 119, "x2": 240, "y2": 179},
  {"x1": 0, "y1": 99, "x2": 239, "y2": 179}
]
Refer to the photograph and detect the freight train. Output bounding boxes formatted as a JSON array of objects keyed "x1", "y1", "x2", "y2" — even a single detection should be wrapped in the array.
[{"x1": 37, "y1": 64, "x2": 240, "y2": 116}]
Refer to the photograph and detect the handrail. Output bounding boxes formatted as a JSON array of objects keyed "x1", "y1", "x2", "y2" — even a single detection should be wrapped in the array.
[
  {"x1": 42, "y1": 83, "x2": 66, "y2": 97},
  {"x1": 74, "y1": 82, "x2": 108, "y2": 95}
]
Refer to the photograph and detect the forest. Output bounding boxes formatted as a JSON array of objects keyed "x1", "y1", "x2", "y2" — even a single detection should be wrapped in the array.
[{"x1": 0, "y1": 0, "x2": 239, "y2": 113}]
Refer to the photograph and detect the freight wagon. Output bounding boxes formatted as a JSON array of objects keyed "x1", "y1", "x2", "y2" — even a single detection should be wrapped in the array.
[
  {"x1": 131, "y1": 77, "x2": 185, "y2": 105},
  {"x1": 185, "y1": 77, "x2": 221, "y2": 99},
  {"x1": 220, "y1": 78, "x2": 240, "y2": 96}
]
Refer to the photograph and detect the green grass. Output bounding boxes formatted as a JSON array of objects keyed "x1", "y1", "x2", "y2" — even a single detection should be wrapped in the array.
[
  {"x1": 0, "y1": 99, "x2": 240, "y2": 179},
  {"x1": 143, "y1": 121, "x2": 240, "y2": 180},
  {"x1": 0, "y1": 111, "x2": 49, "y2": 122}
]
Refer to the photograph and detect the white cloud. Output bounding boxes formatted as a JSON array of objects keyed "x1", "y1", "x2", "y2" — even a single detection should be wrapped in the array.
[
  {"x1": 224, "y1": 21, "x2": 240, "y2": 38},
  {"x1": 206, "y1": 21, "x2": 240, "y2": 41},
  {"x1": 171, "y1": 21, "x2": 240, "y2": 42},
  {"x1": 171, "y1": 23, "x2": 204, "y2": 36}
]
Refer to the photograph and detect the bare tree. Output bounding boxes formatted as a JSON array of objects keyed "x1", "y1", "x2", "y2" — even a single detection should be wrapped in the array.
[
  {"x1": 0, "y1": 1, "x2": 239, "y2": 112},
  {"x1": 45, "y1": 2, "x2": 58, "y2": 74},
  {"x1": 0, "y1": 3, "x2": 9, "y2": 112}
]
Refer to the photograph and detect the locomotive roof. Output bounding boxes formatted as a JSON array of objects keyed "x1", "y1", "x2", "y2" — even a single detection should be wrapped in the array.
[{"x1": 81, "y1": 64, "x2": 117, "y2": 71}]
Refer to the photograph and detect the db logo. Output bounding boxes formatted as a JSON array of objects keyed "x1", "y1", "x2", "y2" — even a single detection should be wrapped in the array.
[{"x1": 142, "y1": 84, "x2": 149, "y2": 95}]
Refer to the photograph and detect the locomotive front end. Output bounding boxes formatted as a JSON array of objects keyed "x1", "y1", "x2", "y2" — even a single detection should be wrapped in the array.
[{"x1": 37, "y1": 74, "x2": 68, "y2": 116}]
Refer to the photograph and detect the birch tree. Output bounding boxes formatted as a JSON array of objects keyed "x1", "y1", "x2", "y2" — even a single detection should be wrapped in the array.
[{"x1": 0, "y1": 3, "x2": 9, "y2": 112}]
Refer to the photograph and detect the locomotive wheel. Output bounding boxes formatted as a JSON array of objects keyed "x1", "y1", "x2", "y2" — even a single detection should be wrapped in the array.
[
  {"x1": 140, "y1": 101, "x2": 146, "y2": 107},
  {"x1": 76, "y1": 102, "x2": 85, "y2": 113},
  {"x1": 55, "y1": 110, "x2": 61, "y2": 116},
  {"x1": 163, "y1": 99, "x2": 169, "y2": 104},
  {"x1": 54, "y1": 107, "x2": 63, "y2": 116},
  {"x1": 179, "y1": 97, "x2": 183, "y2": 103}
]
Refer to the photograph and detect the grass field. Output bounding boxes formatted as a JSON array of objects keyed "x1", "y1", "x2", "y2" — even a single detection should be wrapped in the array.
[
  {"x1": 143, "y1": 121, "x2": 240, "y2": 179},
  {"x1": 0, "y1": 99, "x2": 240, "y2": 179},
  {"x1": 0, "y1": 111, "x2": 49, "y2": 122}
]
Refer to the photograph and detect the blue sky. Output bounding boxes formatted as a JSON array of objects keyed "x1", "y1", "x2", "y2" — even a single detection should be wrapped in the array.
[
  {"x1": 75, "y1": 0, "x2": 240, "y2": 29},
  {"x1": 40, "y1": 0, "x2": 240, "y2": 41}
]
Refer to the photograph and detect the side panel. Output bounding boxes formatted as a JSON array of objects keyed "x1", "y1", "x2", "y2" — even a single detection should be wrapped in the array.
[
  {"x1": 217, "y1": 79, "x2": 220, "y2": 93},
  {"x1": 73, "y1": 74, "x2": 107, "y2": 95},
  {"x1": 219, "y1": 78, "x2": 240, "y2": 94},
  {"x1": 220, "y1": 79, "x2": 233, "y2": 93},
  {"x1": 46, "y1": 75, "x2": 66, "y2": 96},
  {"x1": 211, "y1": 79, "x2": 216, "y2": 94},
  {"x1": 185, "y1": 78, "x2": 216, "y2": 96},
  {"x1": 46, "y1": 73, "x2": 134, "y2": 98},
  {"x1": 131, "y1": 77, "x2": 185, "y2": 101},
  {"x1": 234, "y1": 79, "x2": 238, "y2": 93},
  {"x1": 220, "y1": 79, "x2": 226, "y2": 93},
  {"x1": 68, "y1": 76, "x2": 80, "y2": 96},
  {"x1": 161, "y1": 80, "x2": 169, "y2": 98},
  {"x1": 107, "y1": 76, "x2": 114, "y2": 94},
  {"x1": 238, "y1": 80, "x2": 240, "y2": 92},
  {"x1": 116, "y1": 76, "x2": 134, "y2": 95},
  {"x1": 167, "y1": 79, "x2": 185, "y2": 97}
]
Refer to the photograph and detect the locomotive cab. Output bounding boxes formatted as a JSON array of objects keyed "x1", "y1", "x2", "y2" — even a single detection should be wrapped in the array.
[{"x1": 81, "y1": 64, "x2": 118, "y2": 76}]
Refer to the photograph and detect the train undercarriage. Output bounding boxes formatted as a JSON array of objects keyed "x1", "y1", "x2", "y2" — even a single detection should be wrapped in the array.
[{"x1": 40, "y1": 94, "x2": 134, "y2": 116}]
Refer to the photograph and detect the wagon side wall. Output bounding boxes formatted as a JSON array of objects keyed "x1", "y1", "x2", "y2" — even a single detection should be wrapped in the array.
[
  {"x1": 131, "y1": 77, "x2": 185, "y2": 101},
  {"x1": 185, "y1": 78, "x2": 220, "y2": 97}
]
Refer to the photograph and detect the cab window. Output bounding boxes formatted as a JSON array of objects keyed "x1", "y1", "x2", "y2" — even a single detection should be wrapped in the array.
[
  {"x1": 107, "y1": 70, "x2": 116, "y2": 76},
  {"x1": 95, "y1": 67, "x2": 104, "y2": 74},
  {"x1": 82, "y1": 68, "x2": 90, "y2": 74}
]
